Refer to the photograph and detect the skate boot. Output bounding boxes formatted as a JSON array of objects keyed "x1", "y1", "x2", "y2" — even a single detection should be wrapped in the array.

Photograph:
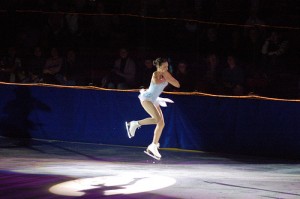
[
  {"x1": 144, "y1": 143, "x2": 161, "y2": 160},
  {"x1": 156, "y1": 143, "x2": 160, "y2": 149},
  {"x1": 125, "y1": 121, "x2": 141, "y2": 138}
]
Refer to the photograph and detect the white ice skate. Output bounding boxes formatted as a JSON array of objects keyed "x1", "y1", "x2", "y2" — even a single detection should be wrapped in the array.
[
  {"x1": 144, "y1": 143, "x2": 161, "y2": 160},
  {"x1": 125, "y1": 121, "x2": 140, "y2": 138}
]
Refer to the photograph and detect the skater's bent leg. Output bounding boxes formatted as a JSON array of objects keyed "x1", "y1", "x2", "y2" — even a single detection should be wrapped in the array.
[
  {"x1": 138, "y1": 101, "x2": 162, "y2": 125},
  {"x1": 153, "y1": 106, "x2": 164, "y2": 144}
]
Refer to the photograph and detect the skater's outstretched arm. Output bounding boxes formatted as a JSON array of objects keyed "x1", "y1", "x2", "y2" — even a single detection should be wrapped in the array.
[{"x1": 162, "y1": 71, "x2": 180, "y2": 88}]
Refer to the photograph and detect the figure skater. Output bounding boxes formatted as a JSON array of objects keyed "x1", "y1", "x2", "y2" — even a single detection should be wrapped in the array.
[{"x1": 125, "y1": 58, "x2": 180, "y2": 160}]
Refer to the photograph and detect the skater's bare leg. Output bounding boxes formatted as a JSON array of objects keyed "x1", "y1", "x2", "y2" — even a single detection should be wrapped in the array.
[
  {"x1": 137, "y1": 101, "x2": 164, "y2": 145},
  {"x1": 126, "y1": 101, "x2": 162, "y2": 139},
  {"x1": 138, "y1": 101, "x2": 162, "y2": 127},
  {"x1": 137, "y1": 101, "x2": 164, "y2": 159},
  {"x1": 152, "y1": 105, "x2": 164, "y2": 144}
]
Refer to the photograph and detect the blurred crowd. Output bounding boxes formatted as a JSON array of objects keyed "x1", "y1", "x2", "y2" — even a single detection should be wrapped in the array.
[{"x1": 0, "y1": 0, "x2": 299, "y2": 99}]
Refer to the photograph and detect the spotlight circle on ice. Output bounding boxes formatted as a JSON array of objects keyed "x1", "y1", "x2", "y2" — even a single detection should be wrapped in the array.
[{"x1": 49, "y1": 174, "x2": 176, "y2": 197}]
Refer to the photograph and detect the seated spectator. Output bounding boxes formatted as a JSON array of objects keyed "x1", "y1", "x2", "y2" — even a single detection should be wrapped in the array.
[
  {"x1": 197, "y1": 53, "x2": 223, "y2": 94},
  {"x1": 23, "y1": 46, "x2": 46, "y2": 83},
  {"x1": 221, "y1": 55, "x2": 245, "y2": 95},
  {"x1": 42, "y1": 47, "x2": 63, "y2": 84},
  {"x1": 173, "y1": 61, "x2": 195, "y2": 92},
  {"x1": 102, "y1": 48, "x2": 136, "y2": 89},
  {"x1": 137, "y1": 57, "x2": 156, "y2": 88},
  {"x1": 61, "y1": 49, "x2": 84, "y2": 86},
  {"x1": 0, "y1": 46, "x2": 23, "y2": 83}
]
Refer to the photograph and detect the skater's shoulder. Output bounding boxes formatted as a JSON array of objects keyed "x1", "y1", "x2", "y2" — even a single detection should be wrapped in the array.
[{"x1": 152, "y1": 71, "x2": 166, "y2": 85}]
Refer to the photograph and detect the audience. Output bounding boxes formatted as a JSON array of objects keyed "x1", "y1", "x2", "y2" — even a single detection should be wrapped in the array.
[
  {"x1": 24, "y1": 46, "x2": 46, "y2": 83},
  {"x1": 221, "y1": 55, "x2": 245, "y2": 95},
  {"x1": 137, "y1": 57, "x2": 156, "y2": 89},
  {"x1": 0, "y1": 1, "x2": 298, "y2": 98},
  {"x1": 197, "y1": 53, "x2": 223, "y2": 94},
  {"x1": 42, "y1": 47, "x2": 63, "y2": 84},
  {"x1": 102, "y1": 48, "x2": 136, "y2": 89},
  {"x1": 0, "y1": 47, "x2": 23, "y2": 83},
  {"x1": 61, "y1": 49, "x2": 82, "y2": 86},
  {"x1": 173, "y1": 61, "x2": 195, "y2": 92}
]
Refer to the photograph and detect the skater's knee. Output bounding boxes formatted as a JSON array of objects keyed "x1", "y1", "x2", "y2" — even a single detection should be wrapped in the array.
[
  {"x1": 158, "y1": 120, "x2": 165, "y2": 128},
  {"x1": 152, "y1": 116, "x2": 163, "y2": 124},
  {"x1": 151, "y1": 117, "x2": 159, "y2": 124}
]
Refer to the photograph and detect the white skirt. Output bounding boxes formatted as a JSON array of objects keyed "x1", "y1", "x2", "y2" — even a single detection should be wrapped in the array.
[{"x1": 138, "y1": 89, "x2": 174, "y2": 107}]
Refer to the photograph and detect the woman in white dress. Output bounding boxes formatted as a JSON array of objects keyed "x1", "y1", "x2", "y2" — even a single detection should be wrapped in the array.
[{"x1": 126, "y1": 58, "x2": 180, "y2": 160}]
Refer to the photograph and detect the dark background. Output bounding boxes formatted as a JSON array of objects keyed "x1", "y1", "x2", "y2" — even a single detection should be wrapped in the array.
[{"x1": 0, "y1": 0, "x2": 299, "y2": 98}]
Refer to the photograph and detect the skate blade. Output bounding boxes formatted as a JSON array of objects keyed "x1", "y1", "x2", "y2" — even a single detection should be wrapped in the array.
[
  {"x1": 144, "y1": 150, "x2": 161, "y2": 160},
  {"x1": 125, "y1": 122, "x2": 132, "y2": 138}
]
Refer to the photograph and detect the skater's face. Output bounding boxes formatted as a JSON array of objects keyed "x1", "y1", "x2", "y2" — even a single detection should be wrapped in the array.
[{"x1": 158, "y1": 62, "x2": 168, "y2": 72}]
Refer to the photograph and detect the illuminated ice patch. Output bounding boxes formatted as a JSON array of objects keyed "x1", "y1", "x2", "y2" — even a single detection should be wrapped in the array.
[{"x1": 49, "y1": 174, "x2": 176, "y2": 196}]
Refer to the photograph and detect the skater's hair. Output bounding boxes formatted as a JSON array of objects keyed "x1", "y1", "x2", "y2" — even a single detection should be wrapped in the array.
[{"x1": 153, "y1": 57, "x2": 168, "y2": 67}]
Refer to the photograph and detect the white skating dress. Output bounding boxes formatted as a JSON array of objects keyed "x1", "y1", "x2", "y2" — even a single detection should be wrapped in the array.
[{"x1": 138, "y1": 81, "x2": 173, "y2": 107}]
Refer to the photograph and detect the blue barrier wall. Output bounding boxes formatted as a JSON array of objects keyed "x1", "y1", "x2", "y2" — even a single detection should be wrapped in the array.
[{"x1": 1, "y1": 83, "x2": 300, "y2": 158}]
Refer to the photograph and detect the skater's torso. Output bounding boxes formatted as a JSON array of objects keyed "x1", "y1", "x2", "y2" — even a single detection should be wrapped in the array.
[{"x1": 138, "y1": 81, "x2": 168, "y2": 103}]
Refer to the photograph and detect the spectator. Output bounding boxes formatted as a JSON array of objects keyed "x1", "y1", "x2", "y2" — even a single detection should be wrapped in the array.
[
  {"x1": 24, "y1": 46, "x2": 45, "y2": 83},
  {"x1": 102, "y1": 48, "x2": 136, "y2": 89},
  {"x1": 0, "y1": 46, "x2": 23, "y2": 83},
  {"x1": 221, "y1": 55, "x2": 245, "y2": 95},
  {"x1": 197, "y1": 53, "x2": 223, "y2": 94},
  {"x1": 173, "y1": 61, "x2": 195, "y2": 92},
  {"x1": 138, "y1": 57, "x2": 156, "y2": 88},
  {"x1": 61, "y1": 49, "x2": 84, "y2": 86},
  {"x1": 42, "y1": 47, "x2": 63, "y2": 84}
]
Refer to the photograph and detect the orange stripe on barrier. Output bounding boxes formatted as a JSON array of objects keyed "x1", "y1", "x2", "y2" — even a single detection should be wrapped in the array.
[{"x1": 1, "y1": 82, "x2": 300, "y2": 102}]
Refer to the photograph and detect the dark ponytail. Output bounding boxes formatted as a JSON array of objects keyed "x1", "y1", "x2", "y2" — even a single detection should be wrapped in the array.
[{"x1": 153, "y1": 57, "x2": 168, "y2": 67}]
